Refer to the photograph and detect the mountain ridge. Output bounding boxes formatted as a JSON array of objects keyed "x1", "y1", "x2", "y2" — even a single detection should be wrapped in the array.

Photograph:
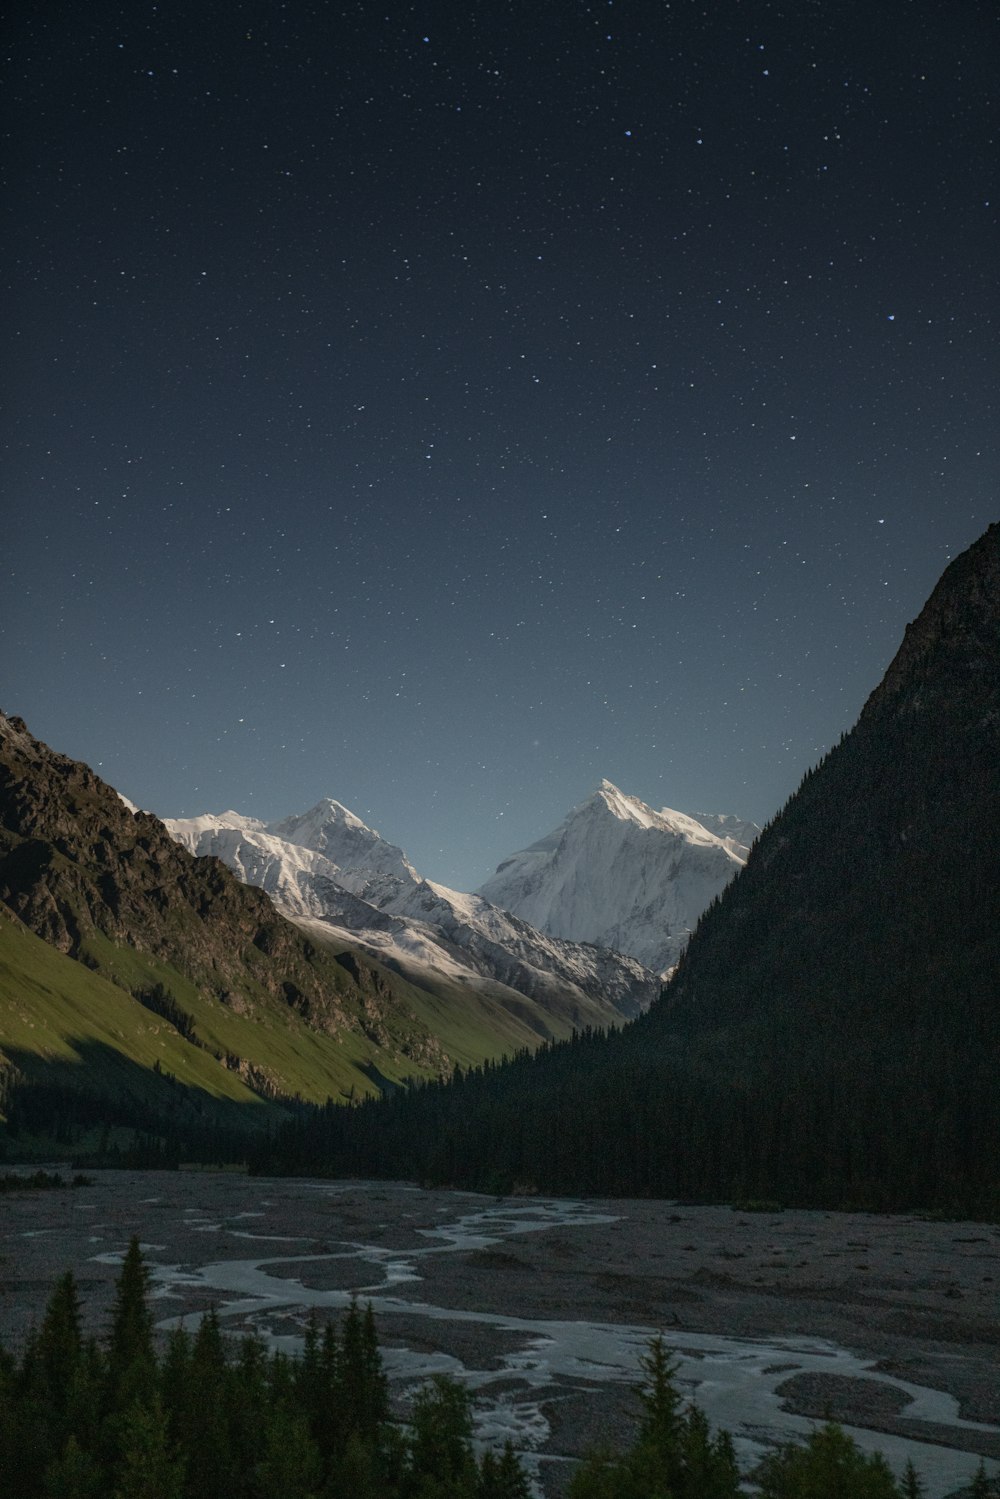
[
  {"x1": 165, "y1": 801, "x2": 659, "y2": 1024},
  {"x1": 0, "y1": 711, "x2": 545, "y2": 1128}
]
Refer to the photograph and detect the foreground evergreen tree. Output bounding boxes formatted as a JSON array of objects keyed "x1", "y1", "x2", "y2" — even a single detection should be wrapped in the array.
[
  {"x1": 404, "y1": 1375, "x2": 480, "y2": 1497},
  {"x1": 33, "y1": 1272, "x2": 83, "y2": 1424},
  {"x1": 755, "y1": 1422, "x2": 901, "y2": 1499},
  {"x1": 106, "y1": 1238, "x2": 155, "y2": 1411},
  {"x1": 899, "y1": 1459, "x2": 925, "y2": 1499},
  {"x1": 567, "y1": 1337, "x2": 739, "y2": 1499},
  {"x1": 41, "y1": 1434, "x2": 102, "y2": 1499},
  {"x1": 111, "y1": 1395, "x2": 184, "y2": 1499},
  {"x1": 476, "y1": 1444, "x2": 533, "y2": 1499},
  {"x1": 969, "y1": 1462, "x2": 1000, "y2": 1499}
]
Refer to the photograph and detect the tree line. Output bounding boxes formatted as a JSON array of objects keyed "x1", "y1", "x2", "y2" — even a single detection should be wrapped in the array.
[{"x1": 247, "y1": 1013, "x2": 999, "y2": 1220}]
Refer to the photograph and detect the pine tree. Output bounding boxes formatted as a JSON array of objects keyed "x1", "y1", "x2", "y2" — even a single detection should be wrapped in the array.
[
  {"x1": 180, "y1": 1308, "x2": 234, "y2": 1499},
  {"x1": 158, "y1": 1326, "x2": 191, "y2": 1451},
  {"x1": 106, "y1": 1238, "x2": 155, "y2": 1411},
  {"x1": 478, "y1": 1443, "x2": 533, "y2": 1498},
  {"x1": 112, "y1": 1395, "x2": 185, "y2": 1499},
  {"x1": 755, "y1": 1423, "x2": 900, "y2": 1499},
  {"x1": 624, "y1": 1335, "x2": 685, "y2": 1498},
  {"x1": 254, "y1": 1403, "x2": 321, "y2": 1499},
  {"x1": 36, "y1": 1272, "x2": 83, "y2": 1421},
  {"x1": 338, "y1": 1300, "x2": 389, "y2": 1444},
  {"x1": 969, "y1": 1462, "x2": 1000, "y2": 1499},
  {"x1": 635, "y1": 1337, "x2": 684, "y2": 1455},
  {"x1": 900, "y1": 1458, "x2": 925, "y2": 1498},
  {"x1": 321, "y1": 1429, "x2": 383, "y2": 1498},
  {"x1": 565, "y1": 1447, "x2": 625, "y2": 1499},
  {"x1": 228, "y1": 1330, "x2": 270, "y2": 1484},
  {"x1": 675, "y1": 1404, "x2": 740, "y2": 1499},
  {"x1": 42, "y1": 1435, "x2": 103, "y2": 1499},
  {"x1": 404, "y1": 1375, "x2": 479, "y2": 1496}
]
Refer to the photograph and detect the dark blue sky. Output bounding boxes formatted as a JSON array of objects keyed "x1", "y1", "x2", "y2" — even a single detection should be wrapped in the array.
[{"x1": 4, "y1": 1, "x2": 996, "y2": 890}]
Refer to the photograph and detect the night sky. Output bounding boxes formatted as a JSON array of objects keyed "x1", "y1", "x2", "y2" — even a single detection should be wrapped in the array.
[{"x1": 4, "y1": 1, "x2": 996, "y2": 891}]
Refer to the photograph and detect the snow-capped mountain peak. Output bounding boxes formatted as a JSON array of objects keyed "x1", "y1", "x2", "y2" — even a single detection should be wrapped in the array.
[
  {"x1": 594, "y1": 779, "x2": 661, "y2": 828},
  {"x1": 591, "y1": 781, "x2": 726, "y2": 846},
  {"x1": 479, "y1": 783, "x2": 759, "y2": 975},
  {"x1": 263, "y1": 799, "x2": 420, "y2": 902},
  {"x1": 271, "y1": 797, "x2": 388, "y2": 847},
  {"x1": 168, "y1": 809, "x2": 267, "y2": 841}
]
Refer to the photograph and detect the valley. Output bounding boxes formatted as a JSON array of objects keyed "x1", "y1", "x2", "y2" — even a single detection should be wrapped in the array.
[{"x1": 1, "y1": 1171, "x2": 997, "y2": 1497}]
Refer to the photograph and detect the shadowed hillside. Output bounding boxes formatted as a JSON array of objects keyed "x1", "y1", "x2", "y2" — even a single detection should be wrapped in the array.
[{"x1": 256, "y1": 526, "x2": 1000, "y2": 1214}]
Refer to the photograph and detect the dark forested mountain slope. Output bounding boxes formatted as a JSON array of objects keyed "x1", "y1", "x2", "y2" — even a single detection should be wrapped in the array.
[
  {"x1": 263, "y1": 525, "x2": 1000, "y2": 1214},
  {"x1": 658, "y1": 520, "x2": 1000, "y2": 1042}
]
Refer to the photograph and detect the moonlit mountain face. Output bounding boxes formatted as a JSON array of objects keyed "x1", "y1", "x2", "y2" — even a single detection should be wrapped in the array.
[
  {"x1": 166, "y1": 800, "x2": 423, "y2": 919},
  {"x1": 478, "y1": 781, "x2": 758, "y2": 975},
  {"x1": 165, "y1": 800, "x2": 658, "y2": 1020}
]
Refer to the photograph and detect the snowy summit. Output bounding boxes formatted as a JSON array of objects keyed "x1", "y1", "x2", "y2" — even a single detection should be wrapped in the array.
[{"x1": 479, "y1": 781, "x2": 758, "y2": 975}]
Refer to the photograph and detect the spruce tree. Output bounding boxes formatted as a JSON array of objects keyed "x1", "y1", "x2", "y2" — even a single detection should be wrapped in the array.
[
  {"x1": 969, "y1": 1462, "x2": 1000, "y2": 1499},
  {"x1": 42, "y1": 1435, "x2": 103, "y2": 1499},
  {"x1": 106, "y1": 1238, "x2": 155, "y2": 1411},
  {"x1": 565, "y1": 1447, "x2": 625, "y2": 1499},
  {"x1": 36, "y1": 1272, "x2": 83, "y2": 1421},
  {"x1": 755, "y1": 1423, "x2": 900, "y2": 1499},
  {"x1": 478, "y1": 1443, "x2": 533, "y2": 1498},
  {"x1": 254, "y1": 1404, "x2": 321, "y2": 1499},
  {"x1": 624, "y1": 1335, "x2": 685, "y2": 1498},
  {"x1": 111, "y1": 1395, "x2": 184, "y2": 1499},
  {"x1": 338, "y1": 1299, "x2": 389, "y2": 1444},
  {"x1": 900, "y1": 1458, "x2": 925, "y2": 1498},
  {"x1": 180, "y1": 1308, "x2": 233, "y2": 1499},
  {"x1": 404, "y1": 1375, "x2": 479, "y2": 1496}
]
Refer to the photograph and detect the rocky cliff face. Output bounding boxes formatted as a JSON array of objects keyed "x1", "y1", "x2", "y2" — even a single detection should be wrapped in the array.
[{"x1": 0, "y1": 712, "x2": 447, "y2": 1077}]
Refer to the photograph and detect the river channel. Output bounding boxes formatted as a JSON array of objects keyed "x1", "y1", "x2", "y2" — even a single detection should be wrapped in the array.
[{"x1": 2, "y1": 1172, "x2": 997, "y2": 1496}]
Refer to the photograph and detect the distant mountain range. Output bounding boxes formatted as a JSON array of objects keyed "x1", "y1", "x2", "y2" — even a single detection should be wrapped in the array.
[
  {"x1": 0, "y1": 709, "x2": 472, "y2": 1126},
  {"x1": 0, "y1": 699, "x2": 751, "y2": 1152},
  {"x1": 164, "y1": 802, "x2": 659, "y2": 1028},
  {"x1": 164, "y1": 781, "x2": 754, "y2": 993},
  {"x1": 0, "y1": 711, "x2": 657, "y2": 1142}
]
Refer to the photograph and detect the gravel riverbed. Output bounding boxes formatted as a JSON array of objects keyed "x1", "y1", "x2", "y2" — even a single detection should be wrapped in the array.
[{"x1": 0, "y1": 1170, "x2": 996, "y2": 1496}]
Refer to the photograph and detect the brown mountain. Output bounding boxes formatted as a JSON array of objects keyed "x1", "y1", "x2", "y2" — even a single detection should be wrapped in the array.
[{"x1": 0, "y1": 709, "x2": 459, "y2": 1126}]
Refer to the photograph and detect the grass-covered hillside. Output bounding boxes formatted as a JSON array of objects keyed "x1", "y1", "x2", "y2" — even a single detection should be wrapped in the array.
[{"x1": 0, "y1": 711, "x2": 584, "y2": 1156}]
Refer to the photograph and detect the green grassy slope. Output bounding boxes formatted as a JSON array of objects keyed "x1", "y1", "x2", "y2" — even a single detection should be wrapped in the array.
[
  {"x1": 300, "y1": 927, "x2": 606, "y2": 1071},
  {"x1": 0, "y1": 905, "x2": 261, "y2": 1105},
  {"x1": 0, "y1": 904, "x2": 468, "y2": 1114}
]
